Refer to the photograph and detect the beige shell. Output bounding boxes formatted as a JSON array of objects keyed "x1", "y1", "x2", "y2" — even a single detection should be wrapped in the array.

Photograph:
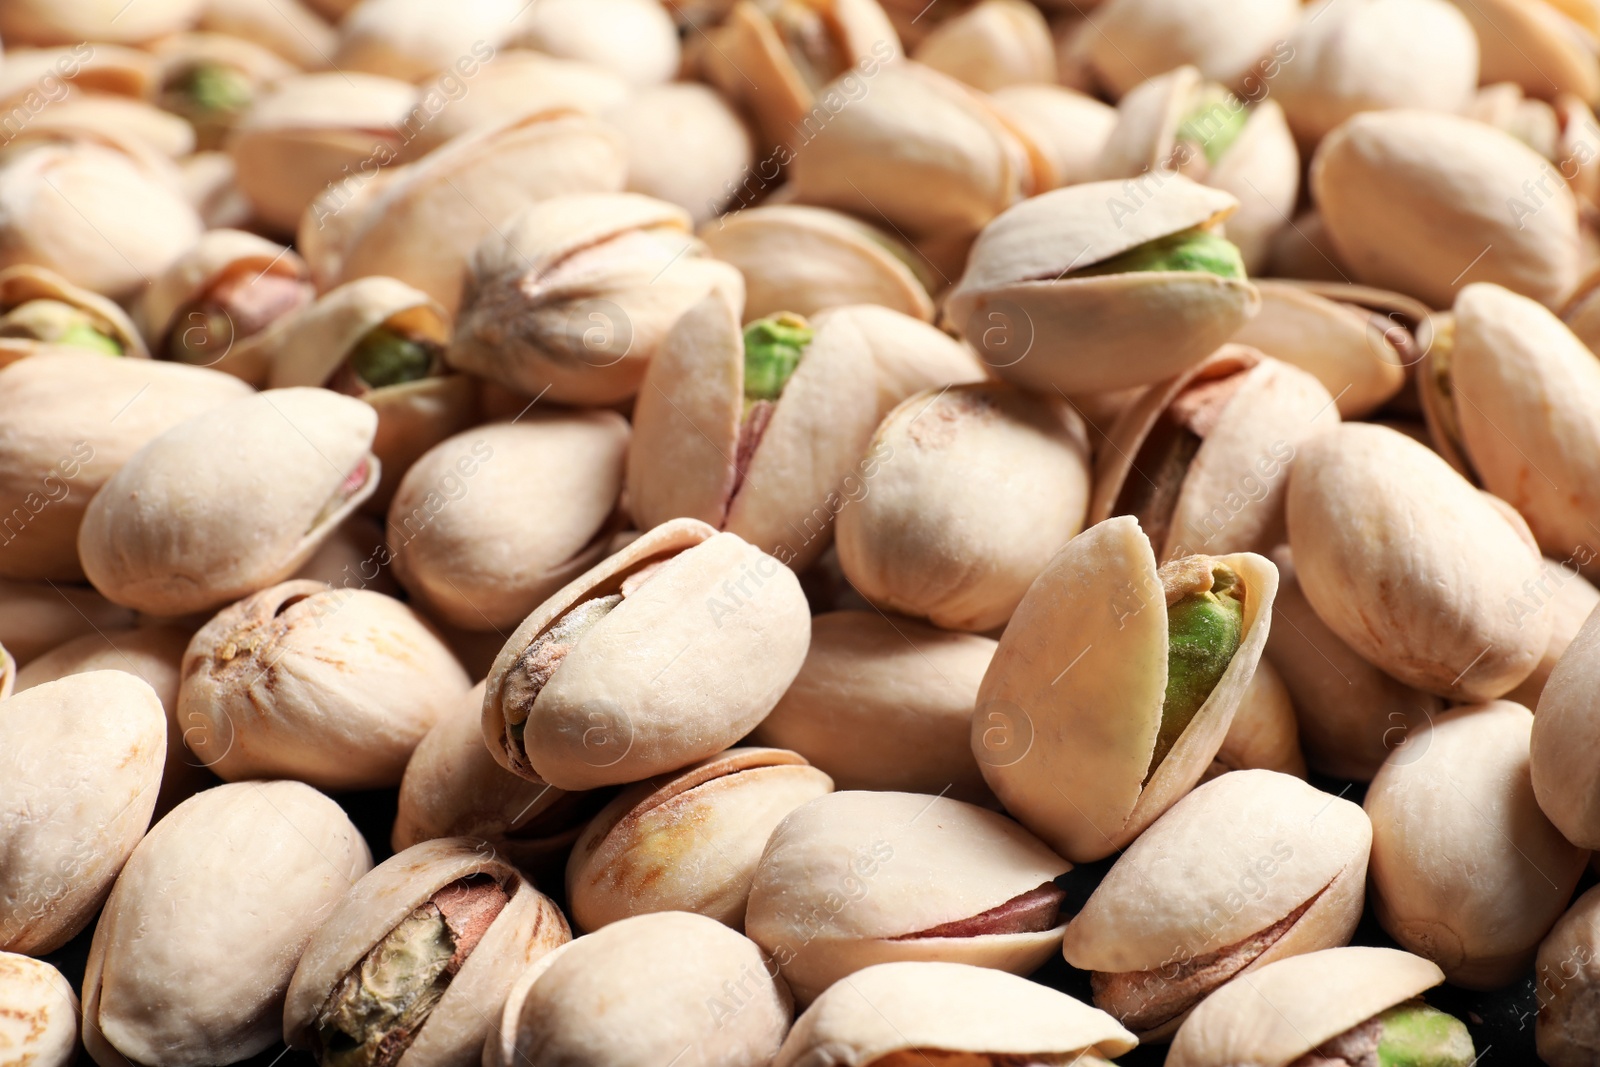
[
  {"x1": 78, "y1": 388, "x2": 380, "y2": 617},
  {"x1": 0, "y1": 264, "x2": 148, "y2": 366},
  {"x1": 626, "y1": 292, "x2": 883, "y2": 572},
  {"x1": 1532, "y1": 603, "x2": 1600, "y2": 848},
  {"x1": 293, "y1": 513, "x2": 400, "y2": 598},
  {"x1": 0, "y1": 642, "x2": 12, "y2": 702},
  {"x1": 1453, "y1": 0, "x2": 1600, "y2": 105},
  {"x1": 0, "y1": 352, "x2": 252, "y2": 582},
  {"x1": 567, "y1": 747, "x2": 834, "y2": 931},
  {"x1": 1366, "y1": 700, "x2": 1588, "y2": 989},
  {"x1": 1508, "y1": 557, "x2": 1600, "y2": 707},
  {"x1": 1536, "y1": 883, "x2": 1600, "y2": 1067},
  {"x1": 752, "y1": 610, "x2": 997, "y2": 803},
  {"x1": 10, "y1": 95, "x2": 198, "y2": 160},
  {"x1": 836, "y1": 382, "x2": 1092, "y2": 632},
  {"x1": 388, "y1": 415, "x2": 629, "y2": 631},
  {"x1": 333, "y1": 0, "x2": 521, "y2": 82},
  {"x1": 1167, "y1": 946, "x2": 1448, "y2": 1067},
  {"x1": 82, "y1": 781, "x2": 372, "y2": 1067},
  {"x1": 775, "y1": 961, "x2": 1136, "y2": 1067},
  {"x1": 606, "y1": 82, "x2": 756, "y2": 227},
  {"x1": 0, "y1": 954, "x2": 79, "y2": 1067},
  {"x1": 284, "y1": 838, "x2": 571, "y2": 1067},
  {"x1": 818, "y1": 303, "x2": 988, "y2": 420},
  {"x1": 180, "y1": 579, "x2": 470, "y2": 791},
  {"x1": 989, "y1": 84, "x2": 1119, "y2": 190},
  {"x1": 744, "y1": 790, "x2": 1071, "y2": 1006},
  {"x1": 0, "y1": 580, "x2": 134, "y2": 666},
  {"x1": 0, "y1": 0, "x2": 202, "y2": 44},
  {"x1": 0, "y1": 672, "x2": 165, "y2": 955},
  {"x1": 946, "y1": 176, "x2": 1260, "y2": 395},
  {"x1": 176, "y1": 151, "x2": 254, "y2": 233},
  {"x1": 507, "y1": 0, "x2": 682, "y2": 86},
  {"x1": 198, "y1": 0, "x2": 338, "y2": 70},
  {"x1": 1263, "y1": 207, "x2": 1352, "y2": 283},
  {"x1": 483, "y1": 519, "x2": 811, "y2": 790},
  {"x1": 912, "y1": 0, "x2": 1055, "y2": 92},
  {"x1": 1312, "y1": 110, "x2": 1582, "y2": 309},
  {"x1": 1207, "y1": 658, "x2": 1307, "y2": 779},
  {"x1": 974, "y1": 515, "x2": 1279, "y2": 863},
  {"x1": 1085, "y1": 0, "x2": 1301, "y2": 98}
]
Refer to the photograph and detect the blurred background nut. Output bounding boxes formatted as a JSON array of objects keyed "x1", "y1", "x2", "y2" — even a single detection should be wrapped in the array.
[
  {"x1": 332, "y1": 0, "x2": 519, "y2": 82},
  {"x1": 0, "y1": 672, "x2": 165, "y2": 956},
  {"x1": 1083, "y1": 0, "x2": 1300, "y2": 99},
  {"x1": 1449, "y1": 0, "x2": 1600, "y2": 106},
  {"x1": 0, "y1": 580, "x2": 133, "y2": 666},
  {"x1": 0, "y1": 953, "x2": 79, "y2": 1067},
  {"x1": 912, "y1": 0, "x2": 1055, "y2": 92},
  {"x1": 1532, "y1": 606, "x2": 1600, "y2": 849},
  {"x1": 149, "y1": 32, "x2": 296, "y2": 152},
  {"x1": 0, "y1": 0, "x2": 202, "y2": 45},
  {"x1": 1535, "y1": 883, "x2": 1600, "y2": 1067},
  {"x1": 0, "y1": 265, "x2": 148, "y2": 365},
  {"x1": 507, "y1": 0, "x2": 681, "y2": 86},
  {"x1": 1508, "y1": 557, "x2": 1600, "y2": 708},
  {"x1": 198, "y1": 0, "x2": 337, "y2": 70},
  {"x1": 1469, "y1": 84, "x2": 1600, "y2": 213},
  {"x1": 988, "y1": 85, "x2": 1118, "y2": 191},
  {"x1": 604, "y1": 83, "x2": 756, "y2": 227},
  {"x1": 1204, "y1": 659, "x2": 1306, "y2": 780}
]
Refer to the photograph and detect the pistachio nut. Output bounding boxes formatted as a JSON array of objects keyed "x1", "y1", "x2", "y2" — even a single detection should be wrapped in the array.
[
  {"x1": 0, "y1": 45, "x2": 155, "y2": 110},
  {"x1": 1167, "y1": 946, "x2": 1472, "y2": 1067},
  {"x1": 626, "y1": 294, "x2": 883, "y2": 571},
  {"x1": 180, "y1": 579, "x2": 471, "y2": 791},
  {"x1": 912, "y1": 0, "x2": 1055, "y2": 92},
  {"x1": 774, "y1": 960, "x2": 1137, "y2": 1067},
  {"x1": 1062, "y1": 770, "x2": 1369, "y2": 1040},
  {"x1": 0, "y1": 264, "x2": 146, "y2": 366},
  {"x1": 284, "y1": 837, "x2": 571, "y2": 1067},
  {"x1": 152, "y1": 31, "x2": 295, "y2": 151},
  {"x1": 0, "y1": 0, "x2": 202, "y2": 45},
  {"x1": 974, "y1": 515, "x2": 1278, "y2": 862},
  {"x1": 1508, "y1": 557, "x2": 1600, "y2": 707},
  {"x1": 6, "y1": 94, "x2": 198, "y2": 162},
  {"x1": 199, "y1": 0, "x2": 338, "y2": 69},
  {"x1": 989, "y1": 84, "x2": 1119, "y2": 190},
  {"x1": 700, "y1": 205, "x2": 936, "y2": 323},
  {"x1": 1091, "y1": 348, "x2": 1337, "y2": 563},
  {"x1": 808, "y1": 303, "x2": 987, "y2": 420},
  {"x1": 567, "y1": 747, "x2": 834, "y2": 931},
  {"x1": 0, "y1": 954, "x2": 79, "y2": 1067},
  {"x1": 508, "y1": 0, "x2": 682, "y2": 86},
  {"x1": 1312, "y1": 110, "x2": 1581, "y2": 309},
  {"x1": 296, "y1": 513, "x2": 401, "y2": 598},
  {"x1": 83, "y1": 780, "x2": 373, "y2": 1067},
  {"x1": 744, "y1": 790, "x2": 1071, "y2": 1006},
  {"x1": 1366, "y1": 700, "x2": 1588, "y2": 989},
  {"x1": 178, "y1": 150, "x2": 255, "y2": 231},
  {"x1": 387, "y1": 415, "x2": 629, "y2": 631},
  {"x1": 605, "y1": 83, "x2": 755, "y2": 226},
  {"x1": 1205, "y1": 658, "x2": 1307, "y2": 780},
  {"x1": 835, "y1": 381, "x2": 1092, "y2": 632},
  {"x1": 1083, "y1": 0, "x2": 1301, "y2": 98},
  {"x1": 1470, "y1": 82, "x2": 1600, "y2": 211},
  {"x1": 1532, "y1": 603, "x2": 1600, "y2": 849},
  {"x1": 493, "y1": 911, "x2": 791, "y2": 1067},
  {"x1": 483, "y1": 518, "x2": 811, "y2": 790},
  {"x1": 333, "y1": 0, "x2": 521, "y2": 82},
  {"x1": 0, "y1": 579, "x2": 134, "y2": 665},
  {"x1": 751, "y1": 610, "x2": 997, "y2": 802},
  {"x1": 0, "y1": 671, "x2": 165, "y2": 955},
  {"x1": 1535, "y1": 883, "x2": 1600, "y2": 1067},
  {"x1": 452, "y1": 193, "x2": 743, "y2": 406},
  {"x1": 945, "y1": 177, "x2": 1261, "y2": 394},
  {"x1": 78, "y1": 388, "x2": 380, "y2": 617},
  {"x1": 1451, "y1": 0, "x2": 1600, "y2": 105}
]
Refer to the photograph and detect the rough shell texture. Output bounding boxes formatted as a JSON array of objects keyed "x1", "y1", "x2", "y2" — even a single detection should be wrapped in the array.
[
  {"x1": 1532, "y1": 604, "x2": 1600, "y2": 849},
  {"x1": 1536, "y1": 883, "x2": 1600, "y2": 1067},
  {"x1": 0, "y1": 954, "x2": 79, "y2": 1067}
]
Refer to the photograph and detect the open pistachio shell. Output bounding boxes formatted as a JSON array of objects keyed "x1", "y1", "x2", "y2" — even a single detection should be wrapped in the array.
[
  {"x1": 0, "y1": 265, "x2": 147, "y2": 366},
  {"x1": 913, "y1": 0, "x2": 1055, "y2": 92},
  {"x1": 1367, "y1": 700, "x2": 1587, "y2": 989},
  {"x1": 1085, "y1": 0, "x2": 1300, "y2": 98},
  {"x1": 483, "y1": 518, "x2": 811, "y2": 790},
  {"x1": 0, "y1": 954, "x2": 79, "y2": 1067},
  {"x1": 745, "y1": 790, "x2": 1071, "y2": 1006},
  {"x1": 82, "y1": 781, "x2": 373, "y2": 1067},
  {"x1": 775, "y1": 960, "x2": 1136, "y2": 1067},
  {"x1": 1206, "y1": 657, "x2": 1306, "y2": 780},
  {"x1": 605, "y1": 83, "x2": 754, "y2": 227},
  {"x1": 284, "y1": 837, "x2": 571, "y2": 1067},
  {"x1": 974, "y1": 515, "x2": 1278, "y2": 863},
  {"x1": 1532, "y1": 604, "x2": 1600, "y2": 849},
  {"x1": 1509, "y1": 557, "x2": 1600, "y2": 707},
  {"x1": 946, "y1": 176, "x2": 1260, "y2": 394},
  {"x1": 990, "y1": 84, "x2": 1119, "y2": 190},
  {"x1": 0, "y1": 580, "x2": 134, "y2": 666},
  {"x1": 1167, "y1": 946, "x2": 1453, "y2": 1067},
  {"x1": 508, "y1": 0, "x2": 681, "y2": 86},
  {"x1": 333, "y1": 0, "x2": 521, "y2": 82},
  {"x1": 1453, "y1": 0, "x2": 1600, "y2": 105},
  {"x1": 567, "y1": 747, "x2": 834, "y2": 931},
  {"x1": 150, "y1": 31, "x2": 296, "y2": 151},
  {"x1": 0, "y1": 0, "x2": 202, "y2": 44},
  {"x1": 1536, "y1": 883, "x2": 1600, "y2": 1067},
  {"x1": 0, "y1": 671, "x2": 166, "y2": 955}
]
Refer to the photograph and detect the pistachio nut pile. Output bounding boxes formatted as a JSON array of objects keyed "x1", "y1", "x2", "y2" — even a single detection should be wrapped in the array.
[{"x1": 8, "y1": 1, "x2": 1600, "y2": 1065}]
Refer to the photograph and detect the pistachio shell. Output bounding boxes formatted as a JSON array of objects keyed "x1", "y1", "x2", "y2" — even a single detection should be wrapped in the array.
[
  {"x1": 605, "y1": 83, "x2": 756, "y2": 227},
  {"x1": 1367, "y1": 700, "x2": 1587, "y2": 989},
  {"x1": 0, "y1": 264, "x2": 148, "y2": 366},
  {"x1": 0, "y1": 671, "x2": 165, "y2": 955},
  {"x1": 82, "y1": 781, "x2": 372, "y2": 1067},
  {"x1": 1453, "y1": 0, "x2": 1600, "y2": 105},
  {"x1": 508, "y1": 0, "x2": 681, "y2": 85},
  {"x1": 0, "y1": 0, "x2": 202, "y2": 44},
  {"x1": 1532, "y1": 605, "x2": 1600, "y2": 848},
  {"x1": 1535, "y1": 883, "x2": 1600, "y2": 1067},
  {"x1": 0, "y1": 641, "x2": 12, "y2": 701},
  {"x1": 78, "y1": 388, "x2": 380, "y2": 617},
  {"x1": 0, "y1": 45, "x2": 155, "y2": 104},
  {"x1": 812, "y1": 303, "x2": 987, "y2": 420},
  {"x1": 0, "y1": 580, "x2": 134, "y2": 665},
  {"x1": 293, "y1": 513, "x2": 401, "y2": 597},
  {"x1": 333, "y1": 0, "x2": 520, "y2": 82},
  {"x1": 1085, "y1": 0, "x2": 1301, "y2": 98},
  {"x1": 913, "y1": 0, "x2": 1055, "y2": 92},
  {"x1": 1263, "y1": 207, "x2": 1352, "y2": 282},
  {"x1": 1208, "y1": 657, "x2": 1307, "y2": 779},
  {"x1": 0, "y1": 954, "x2": 78, "y2": 1067},
  {"x1": 989, "y1": 84, "x2": 1119, "y2": 190},
  {"x1": 199, "y1": 0, "x2": 337, "y2": 69}
]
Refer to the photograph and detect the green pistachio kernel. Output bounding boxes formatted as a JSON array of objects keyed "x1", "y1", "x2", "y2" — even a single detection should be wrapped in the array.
[
  {"x1": 316, "y1": 906, "x2": 453, "y2": 1067},
  {"x1": 1176, "y1": 92, "x2": 1249, "y2": 167},
  {"x1": 742, "y1": 312, "x2": 813, "y2": 403},
  {"x1": 1073, "y1": 229, "x2": 1247, "y2": 281},
  {"x1": 170, "y1": 62, "x2": 253, "y2": 118},
  {"x1": 1375, "y1": 1001, "x2": 1476, "y2": 1067},
  {"x1": 0, "y1": 299, "x2": 123, "y2": 355},
  {"x1": 348, "y1": 327, "x2": 439, "y2": 390},
  {"x1": 1150, "y1": 564, "x2": 1244, "y2": 776}
]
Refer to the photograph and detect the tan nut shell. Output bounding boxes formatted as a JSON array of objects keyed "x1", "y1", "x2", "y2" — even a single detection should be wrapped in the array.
[
  {"x1": 1167, "y1": 946, "x2": 1448, "y2": 1067},
  {"x1": 1287, "y1": 423, "x2": 1550, "y2": 700},
  {"x1": 990, "y1": 84, "x2": 1119, "y2": 191},
  {"x1": 1208, "y1": 658, "x2": 1307, "y2": 779},
  {"x1": 333, "y1": 0, "x2": 521, "y2": 82},
  {"x1": 974, "y1": 516, "x2": 1278, "y2": 863},
  {"x1": 1086, "y1": 0, "x2": 1301, "y2": 98},
  {"x1": 0, "y1": 352, "x2": 252, "y2": 581},
  {"x1": 567, "y1": 747, "x2": 834, "y2": 931},
  {"x1": 78, "y1": 388, "x2": 380, "y2": 617},
  {"x1": 813, "y1": 303, "x2": 987, "y2": 420},
  {"x1": 198, "y1": 0, "x2": 338, "y2": 70},
  {"x1": 284, "y1": 837, "x2": 571, "y2": 1067},
  {"x1": 1535, "y1": 883, "x2": 1600, "y2": 1067},
  {"x1": 945, "y1": 177, "x2": 1260, "y2": 394},
  {"x1": 507, "y1": 0, "x2": 682, "y2": 86},
  {"x1": 0, "y1": 264, "x2": 148, "y2": 366},
  {"x1": 1532, "y1": 603, "x2": 1600, "y2": 848},
  {"x1": 913, "y1": 0, "x2": 1055, "y2": 92},
  {"x1": 0, "y1": 0, "x2": 201, "y2": 45},
  {"x1": 0, "y1": 672, "x2": 165, "y2": 956},
  {"x1": 775, "y1": 960, "x2": 1136, "y2": 1067},
  {"x1": 0, "y1": 580, "x2": 134, "y2": 666},
  {"x1": 1508, "y1": 557, "x2": 1600, "y2": 707},
  {"x1": 82, "y1": 781, "x2": 372, "y2": 1067},
  {"x1": 744, "y1": 790, "x2": 1070, "y2": 1006},
  {"x1": 0, "y1": 954, "x2": 79, "y2": 1067},
  {"x1": 1452, "y1": 0, "x2": 1600, "y2": 105},
  {"x1": 1366, "y1": 700, "x2": 1588, "y2": 989},
  {"x1": 606, "y1": 83, "x2": 756, "y2": 227},
  {"x1": 483, "y1": 519, "x2": 811, "y2": 790},
  {"x1": 12, "y1": 95, "x2": 197, "y2": 161}
]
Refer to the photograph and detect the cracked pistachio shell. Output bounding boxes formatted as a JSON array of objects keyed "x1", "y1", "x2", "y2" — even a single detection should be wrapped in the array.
[
  {"x1": 1167, "y1": 946, "x2": 1448, "y2": 1067},
  {"x1": 606, "y1": 83, "x2": 755, "y2": 227},
  {"x1": 974, "y1": 516, "x2": 1278, "y2": 863},
  {"x1": 946, "y1": 177, "x2": 1260, "y2": 395},
  {"x1": 626, "y1": 293, "x2": 881, "y2": 572},
  {"x1": 78, "y1": 388, "x2": 380, "y2": 617},
  {"x1": 1286, "y1": 422, "x2": 1550, "y2": 701},
  {"x1": 1206, "y1": 658, "x2": 1306, "y2": 780},
  {"x1": 1263, "y1": 545, "x2": 1443, "y2": 782},
  {"x1": 198, "y1": 0, "x2": 338, "y2": 70},
  {"x1": 1532, "y1": 605, "x2": 1600, "y2": 848},
  {"x1": 752, "y1": 611, "x2": 997, "y2": 803},
  {"x1": 0, "y1": 264, "x2": 147, "y2": 366},
  {"x1": 334, "y1": 0, "x2": 519, "y2": 82},
  {"x1": 0, "y1": 0, "x2": 201, "y2": 44},
  {"x1": 745, "y1": 790, "x2": 1071, "y2": 1006},
  {"x1": 0, "y1": 671, "x2": 165, "y2": 955},
  {"x1": 0, "y1": 352, "x2": 252, "y2": 582},
  {"x1": 700, "y1": 205, "x2": 935, "y2": 323},
  {"x1": 509, "y1": 0, "x2": 681, "y2": 85},
  {"x1": 284, "y1": 838, "x2": 571, "y2": 1067},
  {"x1": 1367, "y1": 701, "x2": 1588, "y2": 989},
  {"x1": 913, "y1": 0, "x2": 1055, "y2": 92},
  {"x1": 835, "y1": 382, "x2": 1092, "y2": 632},
  {"x1": 82, "y1": 781, "x2": 372, "y2": 1067},
  {"x1": 483, "y1": 518, "x2": 811, "y2": 790},
  {"x1": 452, "y1": 193, "x2": 743, "y2": 405},
  {"x1": 495, "y1": 911, "x2": 791, "y2": 1067},
  {"x1": 567, "y1": 747, "x2": 834, "y2": 931},
  {"x1": 775, "y1": 961, "x2": 1136, "y2": 1067},
  {"x1": 388, "y1": 414, "x2": 629, "y2": 631},
  {"x1": 180, "y1": 579, "x2": 470, "y2": 791},
  {"x1": 990, "y1": 84, "x2": 1118, "y2": 190},
  {"x1": 1064, "y1": 771, "x2": 1370, "y2": 1041},
  {"x1": 1508, "y1": 557, "x2": 1600, "y2": 707},
  {"x1": 1452, "y1": 0, "x2": 1600, "y2": 105},
  {"x1": 0, "y1": 580, "x2": 134, "y2": 665},
  {"x1": 0, "y1": 954, "x2": 78, "y2": 1067},
  {"x1": 1085, "y1": 0, "x2": 1300, "y2": 98},
  {"x1": 1535, "y1": 883, "x2": 1600, "y2": 1066},
  {"x1": 1091, "y1": 348, "x2": 1337, "y2": 563},
  {"x1": 1312, "y1": 110, "x2": 1581, "y2": 309}
]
